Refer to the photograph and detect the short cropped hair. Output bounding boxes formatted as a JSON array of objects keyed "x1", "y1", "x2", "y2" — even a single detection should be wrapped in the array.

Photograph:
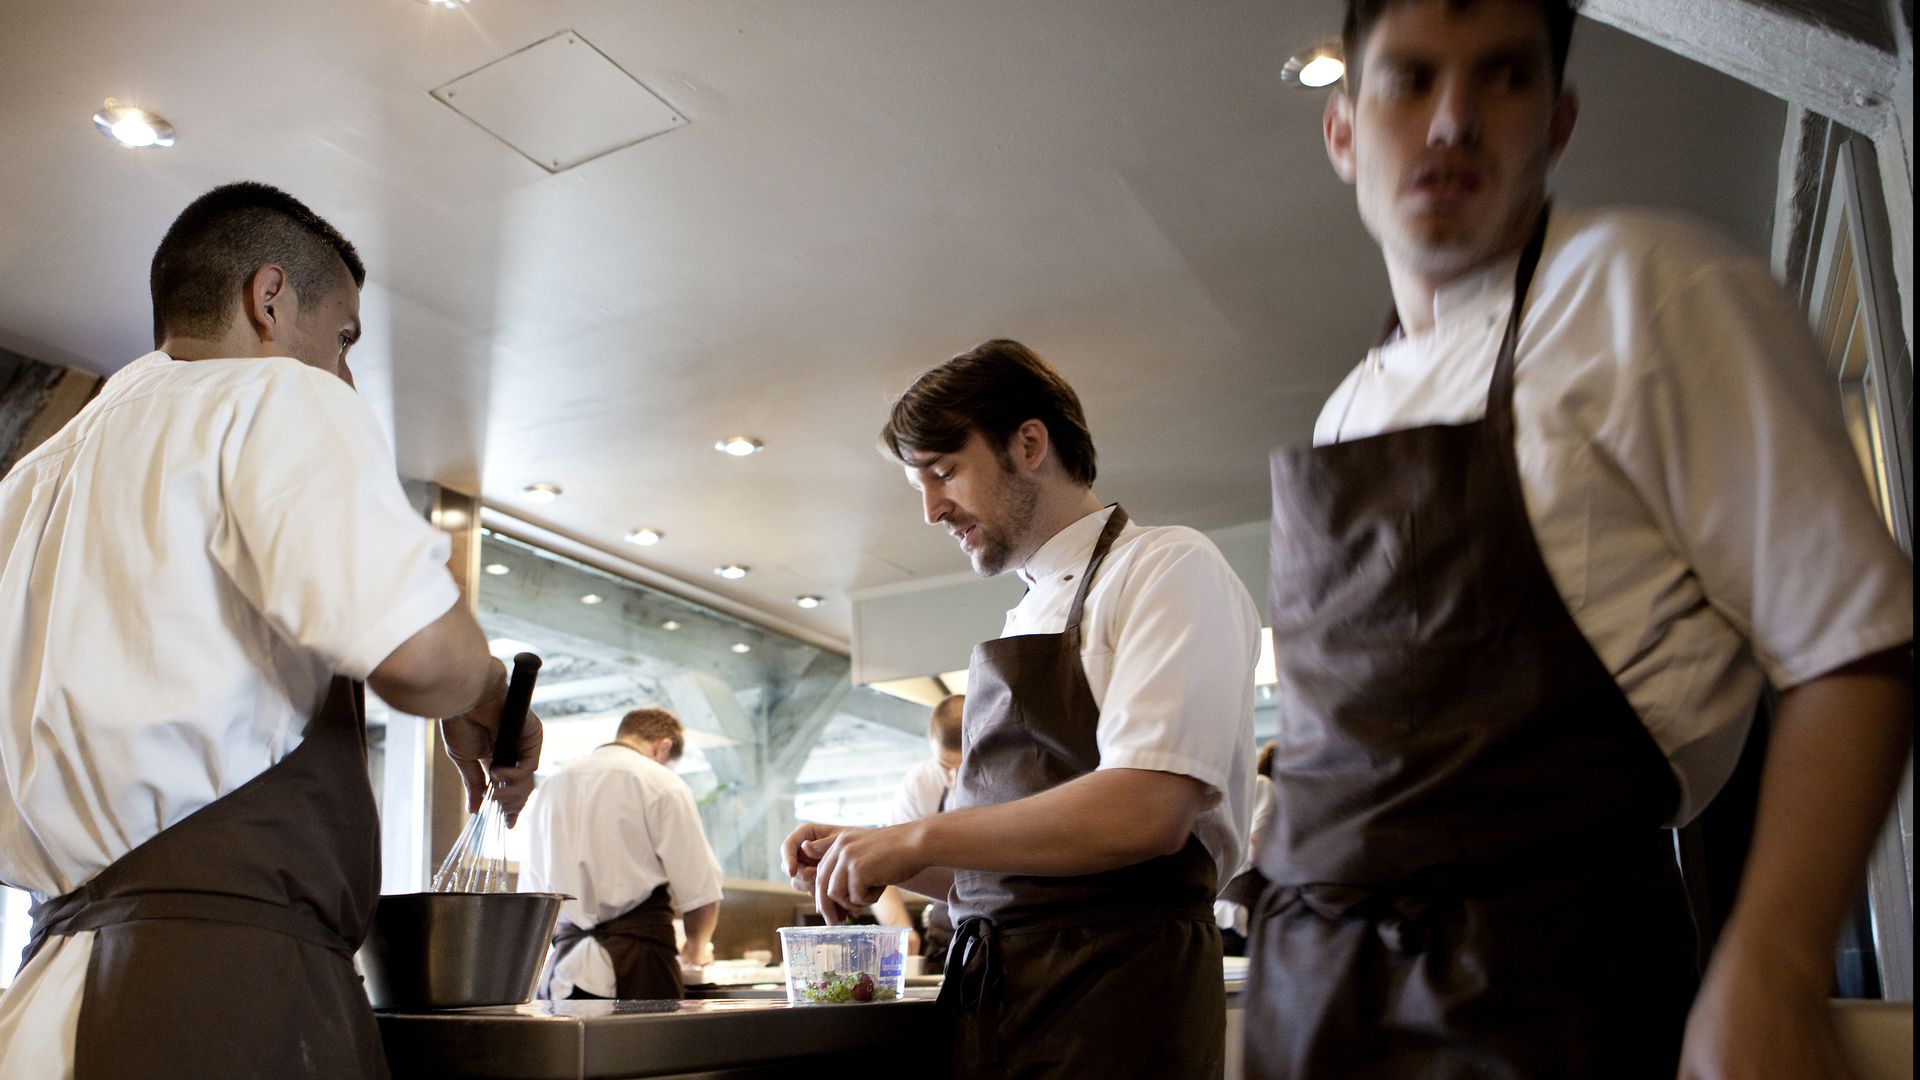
[
  {"x1": 880, "y1": 339, "x2": 1097, "y2": 486},
  {"x1": 929, "y1": 695, "x2": 965, "y2": 754},
  {"x1": 150, "y1": 181, "x2": 365, "y2": 347},
  {"x1": 1256, "y1": 740, "x2": 1276, "y2": 780},
  {"x1": 618, "y1": 707, "x2": 686, "y2": 761},
  {"x1": 1343, "y1": 0, "x2": 1580, "y2": 92}
]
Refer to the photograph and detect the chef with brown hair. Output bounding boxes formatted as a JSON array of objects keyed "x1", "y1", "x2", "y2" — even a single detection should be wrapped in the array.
[
  {"x1": 0, "y1": 181, "x2": 540, "y2": 1079},
  {"x1": 784, "y1": 339, "x2": 1259, "y2": 1079}
]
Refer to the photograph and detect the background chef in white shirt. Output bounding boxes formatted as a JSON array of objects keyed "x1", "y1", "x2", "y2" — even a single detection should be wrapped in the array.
[
  {"x1": 784, "y1": 339, "x2": 1258, "y2": 1078},
  {"x1": 871, "y1": 693, "x2": 965, "y2": 967},
  {"x1": 0, "y1": 181, "x2": 538, "y2": 1080},
  {"x1": 1244, "y1": 3, "x2": 1912, "y2": 1079},
  {"x1": 522, "y1": 707, "x2": 725, "y2": 1001}
]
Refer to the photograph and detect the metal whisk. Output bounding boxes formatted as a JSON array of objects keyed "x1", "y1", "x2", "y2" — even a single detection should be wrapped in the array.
[{"x1": 431, "y1": 651, "x2": 541, "y2": 893}]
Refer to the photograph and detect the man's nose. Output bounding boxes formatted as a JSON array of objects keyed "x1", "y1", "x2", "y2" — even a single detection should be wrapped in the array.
[
  {"x1": 1428, "y1": 76, "x2": 1482, "y2": 147},
  {"x1": 922, "y1": 487, "x2": 949, "y2": 526}
]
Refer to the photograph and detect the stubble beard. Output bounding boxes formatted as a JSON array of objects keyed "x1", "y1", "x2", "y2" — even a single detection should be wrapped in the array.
[{"x1": 969, "y1": 468, "x2": 1041, "y2": 578}]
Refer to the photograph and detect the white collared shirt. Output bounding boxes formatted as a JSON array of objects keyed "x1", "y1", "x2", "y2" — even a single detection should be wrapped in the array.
[
  {"x1": 519, "y1": 744, "x2": 725, "y2": 998},
  {"x1": 0, "y1": 351, "x2": 459, "y2": 1077},
  {"x1": 1316, "y1": 207, "x2": 1913, "y2": 823},
  {"x1": 1000, "y1": 506, "x2": 1260, "y2": 886},
  {"x1": 887, "y1": 757, "x2": 953, "y2": 826}
]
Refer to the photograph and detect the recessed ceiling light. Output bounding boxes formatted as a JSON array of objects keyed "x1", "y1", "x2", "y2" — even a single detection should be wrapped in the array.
[
  {"x1": 92, "y1": 101, "x2": 175, "y2": 149},
  {"x1": 580, "y1": 593, "x2": 603, "y2": 605},
  {"x1": 730, "y1": 642, "x2": 752, "y2": 654},
  {"x1": 484, "y1": 563, "x2": 510, "y2": 576},
  {"x1": 624, "y1": 527, "x2": 664, "y2": 546},
  {"x1": 415, "y1": 0, "x2": 471, "y2": 8},
  {"x1": 521, "y1": 482, "x2": 562, "y2": 504},
  {"x1": 714, "y1": 564, "x2": 750, "y2": 580},
  {"x1": 794, "y1": 595, "x2": 823, "y2": 609},
  {"x1": 662, "y1": 620, "x2": 682, "y2": 631},
  {"x1": 714, "y1": 436, "x2": 764, "y2": 457},
  {"x1": 1281, "y1": 44, "x2": 1345, "y2": 88}
]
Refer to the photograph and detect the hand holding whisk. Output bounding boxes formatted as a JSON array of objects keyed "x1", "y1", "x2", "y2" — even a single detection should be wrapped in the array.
[{"x1": 432, "y1": 652, "x2": 542, "y2": 893}]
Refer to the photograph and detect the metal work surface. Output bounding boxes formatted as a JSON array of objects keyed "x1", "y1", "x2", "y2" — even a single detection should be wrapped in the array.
[{"x1": 378, "y1": 993, "x2": 945, "y2": 1080}]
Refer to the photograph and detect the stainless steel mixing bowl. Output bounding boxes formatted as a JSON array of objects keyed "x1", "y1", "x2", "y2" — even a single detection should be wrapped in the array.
[{"x1": 356, "y1": 891, "x2": 567, "y2": 1010}]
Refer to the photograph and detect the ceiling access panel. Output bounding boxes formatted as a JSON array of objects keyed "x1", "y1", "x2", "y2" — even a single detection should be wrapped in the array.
[{"x1": 430, "y1": 29, "x2": 688, "y2": 174}]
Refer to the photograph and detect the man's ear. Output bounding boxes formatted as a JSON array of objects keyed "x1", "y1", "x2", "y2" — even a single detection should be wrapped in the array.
[
  {"x1": 1324, "y1": 89, "x2": 1357, "y2": 185},
  {"x1": 1011, "y1": 419, "x2": 1051, "y2": 473},
  {"x1": 243, "y1": 264, "x2": 289, "y2": 341},
  {"x1": 1548, "y1": 86, "x2": 1579, "y2": 165}
]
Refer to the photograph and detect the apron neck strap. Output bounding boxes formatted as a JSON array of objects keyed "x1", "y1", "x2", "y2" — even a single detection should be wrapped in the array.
[
  {"x1": 1065, "y1": 505, "x2": 1130, "y2": 634},
  {"x1": 1485, "y1": 205, "x2": 1553, "y2": 426}
]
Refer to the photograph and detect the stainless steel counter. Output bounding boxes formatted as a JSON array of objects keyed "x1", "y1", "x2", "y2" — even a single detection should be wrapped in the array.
[{"x1": 378, "y1": 992, "x2": 946, "y2": 1080}]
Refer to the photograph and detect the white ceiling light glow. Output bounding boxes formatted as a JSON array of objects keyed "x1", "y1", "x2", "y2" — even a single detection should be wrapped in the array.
[
  {"x1": 794, "y1": 595, "x2": 823, "y2": 609},
  {"x1": 714, "y1": 564, "x2": 750, "y2": 580},
  {"x1": 520, "y1": 482, "x2": 562, "y2": 504},
  {"x1": 714, "y1": 436, "x2": 764, "y2": 457},
  {"x1": 92, "y1": 101, "x2": 175, "y2": 149},
  {"x1": 661, "y1": 620, "x2": 682, "y2": 631},
  {"x1": 415, "y1": 0, "x2": 471, "y2": 8},
  {"x1": 729, "y1": 642, "x2": 752, "y2": 654},
  {"x1": 1281, "y1": 44, "x2": 1345, "y2": 88},
  {"x1": 580, "y1": 593, "x2": 603, "y2": 605},
  {"x1": 624, "y1": 527, "x2": 664, "y2": 546},
  {"x1": 484, "y1": 563, "x2": 510, "y2": 576}
]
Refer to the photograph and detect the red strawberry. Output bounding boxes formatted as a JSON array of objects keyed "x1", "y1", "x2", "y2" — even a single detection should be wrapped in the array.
[{"x1": 851, "y1": 973, "x2": 875, "y2": 1002}]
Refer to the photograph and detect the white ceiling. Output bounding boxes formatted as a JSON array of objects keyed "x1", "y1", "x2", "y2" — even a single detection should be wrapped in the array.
[{"x1": 0, "y1": 0, "x2": 1787, "y2": 646}]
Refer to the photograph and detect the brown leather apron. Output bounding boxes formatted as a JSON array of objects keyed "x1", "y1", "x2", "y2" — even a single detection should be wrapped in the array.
[
  {"x1": 1246, "y1": 212, "x2": 1698, "y2": 1079},
  {"x1": 937, "y1": 505, "x2": 1226, "y2": 1080},
  {"x1": 540, "y1": 882, "x2": 682, "y2": 1000},
  {"x1": 24, "y1": 677, "x2": 387, "y2": 1079}
]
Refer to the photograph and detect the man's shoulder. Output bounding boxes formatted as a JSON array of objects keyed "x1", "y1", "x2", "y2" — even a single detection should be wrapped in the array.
[
  {"x1": 1547, "y1": 206, "x2": 1761, "y2": 290},
  {"x1": 1113, "y1": 522, "x2": 1237, "y2": 572}
]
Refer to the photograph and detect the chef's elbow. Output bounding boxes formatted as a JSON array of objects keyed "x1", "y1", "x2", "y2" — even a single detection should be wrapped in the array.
[{"x1": 1116, "y1": 770, "x2": 1214, "y2": 859}]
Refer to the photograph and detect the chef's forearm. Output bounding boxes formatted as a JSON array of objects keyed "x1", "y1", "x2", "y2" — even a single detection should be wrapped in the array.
[
  {"x1": 1715, "y1": 647, "x2": 1911, "y2": 974},
  {"x1": 681, "y1": 901, "x2": 719, "y2": 950},
  {"x1": 909, "y1": 767, "x2": 1210, "y2": 877}
]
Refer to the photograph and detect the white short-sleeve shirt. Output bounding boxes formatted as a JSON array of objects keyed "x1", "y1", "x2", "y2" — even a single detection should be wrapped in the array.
[
  {"x1": 1000, "y1": 506, "x2": 1261, "y2": 885},
  {"x1": 0, "y1": 351, "x2": 460, "y2": 1077},
  {"x1": 519, "y1": 744, "x2": 726, "y2": 999},
  {"x1": 1315, "y1": 208, "x2": 1914, "y2": 823},
  {"x1": 886, "y1": 758, "x2": 953, "y2": 827}
]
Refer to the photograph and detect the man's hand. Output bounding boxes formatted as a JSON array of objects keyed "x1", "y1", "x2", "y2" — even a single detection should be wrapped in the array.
[
  {"x1": 679, "y1": 940, "x2": 715, "y2": 969},
  {"x1": 782, "y1": 822, "x2": 849, "y2": 895},
  {"x1": 439, "y1": 661, "x2": 545, "y2": 825},
  {"x1": 812, "y1": 823, "x2": 929, "y2": 922},
  {"x1": 1678, "y1": 933, "x2": 1855, "y2": 1079}
]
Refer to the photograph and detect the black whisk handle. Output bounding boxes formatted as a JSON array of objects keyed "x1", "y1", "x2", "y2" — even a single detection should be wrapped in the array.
[{"x1": 492, "y1": 651, "x2": 542, "y2": 769}]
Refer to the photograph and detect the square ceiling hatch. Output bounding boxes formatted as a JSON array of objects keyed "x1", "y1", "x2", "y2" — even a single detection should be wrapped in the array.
[{"x1": 431, "y1": 30, "x2": 687, "y2": 174}]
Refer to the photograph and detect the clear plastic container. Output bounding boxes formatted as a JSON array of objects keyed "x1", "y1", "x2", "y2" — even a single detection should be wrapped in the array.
[{"x1": 776, "y1": 925, "x2": 910, "y2": 1004}]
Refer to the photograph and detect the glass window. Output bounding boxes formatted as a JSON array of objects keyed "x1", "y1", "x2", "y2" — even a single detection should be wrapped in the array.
[{"x1": 473, "y1": 530, "x2": 932, "y2": 884}]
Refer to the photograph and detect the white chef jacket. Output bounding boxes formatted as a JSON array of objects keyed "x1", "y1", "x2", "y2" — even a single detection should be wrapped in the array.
[
  {"x1": 1316, "y1": 207, "x2": 1914, "y2": 823},
  {"x1": 886, "y1": 757, "x2": 953, "y2": 826},
  {"x1": 0, "y1": 352, "x2": 459, "y2": 1078},
  {"x1": 519, "y1": 743, "x2": 726, "y2": 999},
  {"x1": 1214, "y1": 774, "x2": 1275, "y2": 934},
  {"x1": 1001, "y1": 506, "x2": 1260, "y2": 886}
]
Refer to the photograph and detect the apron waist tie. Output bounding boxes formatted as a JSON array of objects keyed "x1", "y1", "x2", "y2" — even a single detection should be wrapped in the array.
[
  {"x1": 1257, "y1": 883, "x2": 1439, "y2": 956},
  {"x1": 27, "y1": 888, "x2": 356, "y2": 969},
  {"x1": 936, "y1": 916, "x2": 1004, "y2": 1068}
]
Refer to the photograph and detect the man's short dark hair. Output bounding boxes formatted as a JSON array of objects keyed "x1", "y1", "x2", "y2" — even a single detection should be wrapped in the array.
[
  {"x1": 1342, "y1": 0, "x2": 1580, "y2": 92},
  {"x1": 619, "y1": 707, "x2": 686, "y2": 761},
  {"x1": 929, "y1": 695, "x2": 965, "y2": 754},
  {"x1": 149, "y1": 181, "x2": 365, "y2": 347},
  {"x1": 880, "y1": 339, "x2": 1097, "y2": 486}
]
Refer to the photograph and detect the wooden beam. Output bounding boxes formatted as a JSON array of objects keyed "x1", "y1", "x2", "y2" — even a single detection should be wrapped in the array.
[{"x1": 1583, "y1": 0, "x2": 1901, "y2": 134}]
